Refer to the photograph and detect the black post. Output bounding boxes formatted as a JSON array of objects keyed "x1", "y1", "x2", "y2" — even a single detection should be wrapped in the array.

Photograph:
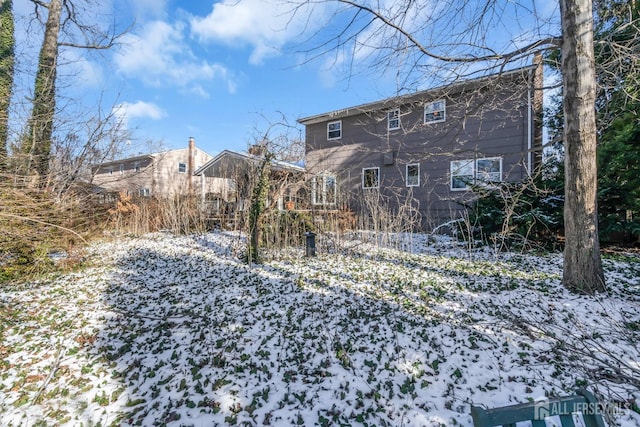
[{"x1": 305, "y1": 232, "x2": 316, "y2": 257}]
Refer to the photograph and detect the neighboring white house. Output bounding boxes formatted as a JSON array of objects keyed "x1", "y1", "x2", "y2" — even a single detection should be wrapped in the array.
[{"x1": 92, "y1": 137, "x2": 221, "y2": 198}]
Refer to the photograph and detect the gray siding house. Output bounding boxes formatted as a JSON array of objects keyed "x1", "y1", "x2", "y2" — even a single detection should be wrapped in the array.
[{"x1": 298, "y1": 60, "x2": 543, "y2": 231}]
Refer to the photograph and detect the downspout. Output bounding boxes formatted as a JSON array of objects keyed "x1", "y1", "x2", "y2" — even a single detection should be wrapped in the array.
[
  {"x1": 527, "y1": 75, "x2": 533, "y2": 176},
  {"x1": 531, "y1": 53, "x2": 544, "y2": 174}
]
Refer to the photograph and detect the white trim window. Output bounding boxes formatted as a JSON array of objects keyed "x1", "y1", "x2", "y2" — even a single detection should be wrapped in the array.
[
  {"x1": 476, "y1": 157, "x2": 502, "y2": 184},
  {"x1": 327, "y1": 120, "x2": 342, "y2": 140},
  {"x1": 311, "y1": 173, "x2": 337, "y2": 206},
  {"x1": 388, "y1": 109, "x2": 400, "y2": 131},
  {"x1": 406, "y1": 163, "x2": 420, "y2": 187},
  {"x1": 138, "y1": 188, "x2": 150, "y2": 197},
  {"x1": 178, "y1": 162, "x2": 187, "y2": 173},
  {"x1": 450, "y1": 157, "x2": 503, "y2": 190},
  {"x1": 119, "y1": 164, "x2": 124, "y2": 175},
  {"x1": 134, "y1": 161, "x2": 141, "y2": 172},
  {"x1": 451, "y1": 159, "x2": 475, "y2": 190},
  {"x1": 424, "y1": 100, "x2": 446, "y2": 124},
  {"x1": 108, "y1": 166, "x2": 114, "y2": 175},
  {"x1": 362, "y1": 167, "x2": 380, "y2": 189}
]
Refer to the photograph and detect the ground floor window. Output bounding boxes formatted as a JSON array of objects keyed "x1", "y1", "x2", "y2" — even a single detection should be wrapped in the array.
[
  {"x1": 98, "y1": 192, "x2": 117, "y2": 204},
  {"x1": 205, "y1": 192, "x2": 224, "y2": 214},
  {"x1": 451, "y1": 157, "x2": 502, "y2": 190},
  {"x1": 312, "y1": 173, "x2": 337, "y2": 206},
  {"x1": 476, "y1": 157, "x2": 502, "y2": 183},
  {"x1": 362, "y1": 167, "x2": 380, "y2": 189},
  {"x1": 406, "y1": 163, "x2": 420, "y2": 187}
]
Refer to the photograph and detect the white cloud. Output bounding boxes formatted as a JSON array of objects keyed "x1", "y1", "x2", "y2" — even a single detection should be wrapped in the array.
[
  {"x1": 113, "y1": 101, "x2": 167, "y2": 125},
  {"x1": 190, "y1": 0, "x2": 321, "y2": 65},
  {"x1": 57, "y1": 48, "x2": 105, "y2": 89},
  {"x1": 113, "y1": 20, "x2": 236, "y2": 96},
  {"x1": 131, "y1": 0, "x2": 168, "y2": 20}
]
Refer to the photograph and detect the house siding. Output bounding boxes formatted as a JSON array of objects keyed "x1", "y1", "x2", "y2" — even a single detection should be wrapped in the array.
[
  {"x1": 92, "y1": 144, "x2": 216, "y2": 198},
  {"x1": 194, "y1": 150, "x2": 307, "y2": 218},
  {"x1": 302, "y1": 65, "x2": 541, "y2": 230}
]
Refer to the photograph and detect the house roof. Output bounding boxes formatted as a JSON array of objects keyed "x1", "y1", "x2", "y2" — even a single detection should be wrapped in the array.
[
  {"x1": 194, "y1": 149, "x2": 306, "y2": 178},
  {"x1": 297, "y1": 64, "x2": 538, "y2": 125},
  {"x1": 93, "y1": 146, "x2": 213, "y2": 169},
  {"x1": 94, "y1": 153, "x2": 155, "y2": 167}
]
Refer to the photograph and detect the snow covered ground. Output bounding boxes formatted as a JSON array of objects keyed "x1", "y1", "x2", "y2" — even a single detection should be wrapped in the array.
[{"x1": 1, "y1": 231, "x2": 640, "y2": 426}]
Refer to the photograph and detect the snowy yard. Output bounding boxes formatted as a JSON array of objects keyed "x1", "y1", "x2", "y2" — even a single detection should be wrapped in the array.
[{"x1": 1, "y1": 231, "x2": 640, "y2": 426}]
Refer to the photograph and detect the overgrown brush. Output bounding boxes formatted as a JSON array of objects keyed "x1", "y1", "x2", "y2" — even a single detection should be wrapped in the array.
[
  {"x1": 461, "y1": 170, "x2": 564, "y2": 251},
  {"x1": 106, "y1": 193, "x2": 207, "y2": 236},
  {"x1": 261, "y1": 210, "x2": 314, "y2": 249},
  {"x1": 0, "y1": 179, "x2": 107, "y2": 283}
]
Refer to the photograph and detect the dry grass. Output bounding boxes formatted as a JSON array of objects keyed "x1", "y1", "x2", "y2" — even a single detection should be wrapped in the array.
[{"x1": 0, "y1": 177, "x2": 109, "y2": 283}]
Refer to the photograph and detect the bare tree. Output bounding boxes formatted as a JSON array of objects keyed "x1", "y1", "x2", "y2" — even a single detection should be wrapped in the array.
[
  {"x1": 560, "y1": 0, "x2": 605, "y2": 292},
  {"x1": 283, "y1": 0, "x2": 621, "y2": 293},
  {"x1": 21, "y1": 0, "x2": 126, "y2": 183},
  {"x1": 21, "y1": 0, "x2": 62, "y2": 179},
  {"x1": 48, "y1": 95, "x2": 132, "y2": 198}
]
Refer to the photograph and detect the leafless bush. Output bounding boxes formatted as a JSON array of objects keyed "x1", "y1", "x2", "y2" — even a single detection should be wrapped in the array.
[
  {"x1": 159, "y1": 194, "x2": 207, "y2": 235},
  {"x1": 0, "y1": 176, "x2": 108, "y2": 282},
  {"x1": 106, "y1": 193, "x2": 207, "y2": 236},
  {"x1": 503, "y1": 297, "x2": 640, "y2": 425},
  {"x1": 351, "y1": 188, "x2": 422, "y2": 251}
]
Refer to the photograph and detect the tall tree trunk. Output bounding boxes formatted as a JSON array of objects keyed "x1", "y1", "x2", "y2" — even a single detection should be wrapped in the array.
[
  {"x1": 560, "y1": 0, "x2": 606, "y2": 293},
  {"x1": 0, "y1": 0, "x2": 13, "y2": 173},
  {"x1": 248, "y1": 153, "x2": 273, "y2": 264},
  {"x1": 24, "y1": 0, "x2": 61, "y2": 180}
]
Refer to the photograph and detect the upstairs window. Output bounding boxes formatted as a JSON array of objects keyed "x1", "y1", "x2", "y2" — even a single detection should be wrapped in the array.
[
  {"x1": 119, "y1": 164, "x2": 124, "y2": 174},
  {"x1": 406, "y1": 163, "x2": 420, "y2": 187},
  {"x1": 312, "y1": 173, "x2": 337, "y2": 206},
  {"x1": 134, "y1": 161, "x2": 141, "y2": 172},
  {"x1": 178, "y1": 162, "x2": 187, "y2": 173},
  {"x1": 388, "y1": 109, "x2": 400, "y2": 131},
  {"x1": 108, "y1": 166, "x2": 114, "y2": 175},
  {"x1": 327, "y1": 120, "x2": 342, "y2": 140},
  {"x1": 424, "y1": 100, "x2": 446, "y2": 124},
  {"x1": 362, "y1": 167, "x2": 380, "y2": 189}
]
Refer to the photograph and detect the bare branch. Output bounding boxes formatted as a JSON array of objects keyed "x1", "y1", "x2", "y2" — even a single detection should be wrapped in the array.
[
  {"x1": 0, "y1": 211, "x2": 87, "y2": 243},
  {"x1": 333, "y1": 0, "x2": 559, "y2": 65}
]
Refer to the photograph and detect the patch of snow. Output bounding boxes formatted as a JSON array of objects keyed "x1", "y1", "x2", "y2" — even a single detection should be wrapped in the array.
[{"x1": 1, "y1": 231, "x2": 639, "y2": 426}]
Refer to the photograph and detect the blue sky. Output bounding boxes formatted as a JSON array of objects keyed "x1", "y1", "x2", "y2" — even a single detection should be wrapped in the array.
[
  {"x1": 11, "y1": 0, "x2": 559, "y2": 159},
  {"x1": 13, "y1": 0, "x2": 402, "y2": 157}
]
